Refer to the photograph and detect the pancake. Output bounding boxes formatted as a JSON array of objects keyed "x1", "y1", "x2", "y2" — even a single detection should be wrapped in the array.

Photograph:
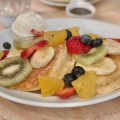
[
  {"x1": 10, "y1": 42, "x2": 120, "y2": 94},
  {"x1": 10, "y1": 42, "x2": 75, "y2": 91},
  {"x1": 96, "y1": 55, "x2": 120, "y2": 94}
]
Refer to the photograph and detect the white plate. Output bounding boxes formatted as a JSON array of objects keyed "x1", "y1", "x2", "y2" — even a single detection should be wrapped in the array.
[
  {"x1": 40, "y1": 0, "x2": 101, "y2": 7},
  {"x1": 0, "y1": 18, "x2": 120, "y2": 107},
  {"x1": 40, "y1": 0, "x2": 67, "y2": 7},
  {"x1": 86, "y1": 0, "x2": 101, "y2": 4}
]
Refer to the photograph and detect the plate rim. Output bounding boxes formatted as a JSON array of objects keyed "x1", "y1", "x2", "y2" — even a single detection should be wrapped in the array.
[
  {"x1": 0, "y1": 18, "x2": 120, "y2": 107},
  {"x1": 39, "y1": 0, "x2": 101, "y2": 7},
  {"x1": 0, "y1": 89, "x2": 120, "y2": 107},
  {"x1": 40, "y1": 0, "x2": 67, "y2": 7}
]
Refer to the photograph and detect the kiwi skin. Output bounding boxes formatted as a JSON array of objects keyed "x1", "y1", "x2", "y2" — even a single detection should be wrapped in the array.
[
  {"x1": 74, "y1": 44, "x2": 107, "y2": 65},
  {"x1": 0, "y1": 56, "x2": 32, "y2": 87},
  {"x1": 13, "y1": 36, "x2": 44, "y2": 49}
]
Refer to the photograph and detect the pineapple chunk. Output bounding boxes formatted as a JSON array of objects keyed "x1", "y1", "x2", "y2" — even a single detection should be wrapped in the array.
[
  {"x1": 72, "y1": 71, "x2": 96, "y2": 99},
  {"x1": 89, "y1": 33, "x2": 105, "y2": 39},
  {"x1": 38, "y1": 76, "x2": 64, "y2": 97},
  {"x1": 43, "y1": 26, "x2": 80, "y2": 47}
]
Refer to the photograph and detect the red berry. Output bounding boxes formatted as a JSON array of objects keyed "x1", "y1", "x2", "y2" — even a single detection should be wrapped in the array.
[
  {"x1": 31, "y1": 29, "x2": 44, "y2": 36},
  {"x1": 20, "y1": 40, "x2": 48, "y2": 58},
  {"x1": 66, "y1": 36, "x2": 92, "y2": 54},
  {"x1": 56, "y1": 87, "x2": 75, "y2": 98},
  {"x1": 1, "y1": 50, "x2": 10, "y2": 60}
]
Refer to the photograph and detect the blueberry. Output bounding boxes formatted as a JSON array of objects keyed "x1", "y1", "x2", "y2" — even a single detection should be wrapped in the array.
[
  {"x1": 65, "y1": 30, "x2": 72, "y2": 41},
  {"x1": 91, "y1": 38, "x2": 103, "y2": 47},
  {"x1": 81, "y1": 34, "x2": 92, "y2": 45},
  {"x1": 72, "y1": 66, "x2": 85, "y2": 79},
  {"x1": 63, "y1": 73, "x2": 75, "y2": 87},
  {"x1": 3, "y1": 42, "x2": 11, "y2": 49}
]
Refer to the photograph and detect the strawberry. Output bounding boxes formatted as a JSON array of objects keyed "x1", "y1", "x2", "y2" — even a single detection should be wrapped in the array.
[
  {"x1": 109, "y1": 38, "x2": 120, "y2": 43},
  {"x1": 1, "y1": 50, "x2": 9, "y2": 60},
  {"x1": 31, "y1": 29, "x2": 44, "y2": 36},
  {"x1": 20, "y1": 40, "x2": 48, "y2": 58},
  {"x1": 56, "y1": 87, "x2": 75, "y2": 98},
  {"x1": 66, "y1": 36, "x2": 92, "y2": 54}
]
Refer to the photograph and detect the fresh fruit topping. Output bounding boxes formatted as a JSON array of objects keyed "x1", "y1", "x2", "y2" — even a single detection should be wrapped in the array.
[
  {"x1": 56, "y1": 87, "x2": 75, "y2": 98},
  {"x1": 43, "y1": 26, "x2": 80, "y2": 47},
  {"x1": 13, "y1": 36, "x2": 44, "y2": 49},
  {"x1": 6, "y1": 48, "x2": 23, "y2": 58},
  {"x1": 109, "y1": 38, "x2": 120, "y2": 43},
  {"x1": 74, "y1": 44, "x2": 107, "y2": 65},
  {"x1": 30, "y1": 46, "x2": 54, "y2": 68},
  {"x1": 72, "y1": 71, "x2": 96, "y2": 99},
  {"x1": 20, "y1": 40, "x2": 48, "y2": 58},
  {"x1": 44, "y1": 29, "x2": 66, "y2": 47},
  {"x1": 0, "y1": 50, "x2": 4, "y2": 60},
  {"x1": 0, "y1": 56, "x2": 32, "y2": 87},
  {"x1": 91, "y1": 38, "x2": 103, "y2": 47},
  {"x1": 38, "y1": 76, "x2": 64, "y2": 97},
  {"x1": 104, "y1": 39, "x2": 120, "y2": 55},
  {"x1": 31, "y1": 29, "x2": 44, "y2": 36},
  {"x1": 66, "y1": 36, "x2": 92, "y2": 54},
  {"x1": 65, "y1": 26, "x2": 79, "y2": 36},
  {"x1": 81, "y1": 34, "x2": 92, "y2": 45},
  {"x1": 65, "y1": 30, "x2": 72, "y2": 41},
  {"x1": 63, "y1": 73, "x2": 75, "y2": 87},
  {"x1": 76, "y1": 57, "x2": 116, "y2": 75},
  {"x1": 1, "y1": 50, "x2": 10, "y2": 60},
  {"x1": 72, "y1": 66, "x2": 85, "y2": 79},
  {"x1": 88, "y1": 33, "x2": 104, "y2": 39},
  {"x1": 3, "y1": 42, "x2": 11, "y2": 49}
]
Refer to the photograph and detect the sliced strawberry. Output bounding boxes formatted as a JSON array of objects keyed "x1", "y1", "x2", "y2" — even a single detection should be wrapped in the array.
[
  {"x1": 31, "y1": 29, "x2": 44, "y2": 36},
  {"x1": 20, "y1": 40, "x2": 48, "y2": 58},
  {"x1": 1, "y1": 50, "x2": 10, "y2": 60},
  {"x1": 56, "y1": 87, "x2": 75, "y2": 98},
  {"x1": 66, "y1": 36, "x2": 92, "y2": 54},
  {"x1": 109, "y1": 38, "x2": 120, "y2": 43}
]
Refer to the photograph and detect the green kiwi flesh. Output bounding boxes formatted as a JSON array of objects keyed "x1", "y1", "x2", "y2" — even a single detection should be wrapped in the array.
[
  {"x1": 13, "y1": 36, "x2": 44, "y2": 49},
  {"x1": 74, "y1": 44, "x2": 107, "y2": 65},
  {"x1": 0, "y1": 56, "x2": 32, "y2": 87}
]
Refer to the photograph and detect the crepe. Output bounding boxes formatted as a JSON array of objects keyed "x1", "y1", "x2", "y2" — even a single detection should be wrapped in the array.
[{"x1": 10, "y1": 42, "x2": 75, "y2": 91}]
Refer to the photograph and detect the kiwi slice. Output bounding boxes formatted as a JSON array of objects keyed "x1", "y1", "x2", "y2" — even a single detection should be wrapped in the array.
[
  {"x1": 74, "y1": 44, "x2": 107, "y2": 65},
  {"x1": 13, "y1": 36, "x2": 44, "y2": 49},
  {"x1": 0, "y1": 56, "x2": 32, "y2": 87}
]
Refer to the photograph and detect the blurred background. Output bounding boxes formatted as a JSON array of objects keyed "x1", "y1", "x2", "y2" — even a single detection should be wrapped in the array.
[{"x1": 0, "y1": 0, "x2": 120, "y2": 30}]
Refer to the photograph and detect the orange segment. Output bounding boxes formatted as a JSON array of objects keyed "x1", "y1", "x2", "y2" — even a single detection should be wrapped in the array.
[{"x1": 38, "y1": 76, "x2": 64, "y2": 97}]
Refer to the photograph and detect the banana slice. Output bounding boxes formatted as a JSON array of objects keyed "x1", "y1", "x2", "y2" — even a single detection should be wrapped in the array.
[
  {"x1": 30, "y1": 46, "x2": 55, "y2": 68},
  {"x1": 104, "y1": 39, "x2": 120, "y2": 55},
  {"x1": 76, "y1": 57, "x2": 116, "y2": 75}
]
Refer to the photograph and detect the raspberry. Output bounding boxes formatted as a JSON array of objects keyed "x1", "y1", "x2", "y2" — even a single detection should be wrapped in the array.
[{"x1": 66, "y1": 36, "x2": 92, "y2": 54}]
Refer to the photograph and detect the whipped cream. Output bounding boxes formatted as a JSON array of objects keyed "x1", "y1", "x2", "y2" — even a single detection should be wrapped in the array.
[{"x1": 12, "y1": 12, "x2": 48, "y2": 37}]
